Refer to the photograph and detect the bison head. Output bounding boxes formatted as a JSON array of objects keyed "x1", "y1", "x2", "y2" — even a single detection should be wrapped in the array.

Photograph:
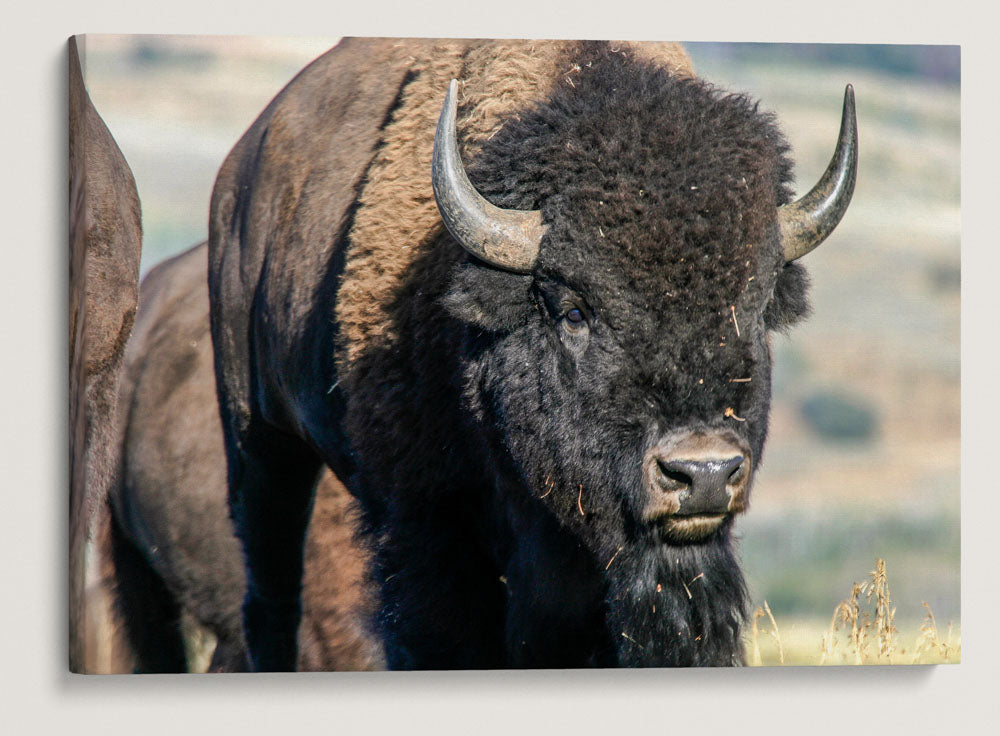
[{"x1": 434, "y1": 50, "x2": 856, "y2": 665}]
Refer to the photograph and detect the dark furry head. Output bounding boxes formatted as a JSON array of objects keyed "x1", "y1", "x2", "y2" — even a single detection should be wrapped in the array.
[{"x1": 442, "y1": 43, "x2": 812, "y2": 664}]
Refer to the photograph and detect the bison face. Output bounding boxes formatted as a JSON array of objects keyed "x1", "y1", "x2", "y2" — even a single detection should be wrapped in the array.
[{"x1": 440, "y1": 56, "x2": 821, "y2": 554}]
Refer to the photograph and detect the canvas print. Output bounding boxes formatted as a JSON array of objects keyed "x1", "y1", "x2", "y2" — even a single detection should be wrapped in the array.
[{"x1": 69, "y1": 36, "x2": 960, "y2": 672}]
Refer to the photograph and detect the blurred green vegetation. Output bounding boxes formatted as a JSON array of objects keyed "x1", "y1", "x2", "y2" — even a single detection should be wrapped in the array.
[
  {"x1": 798, "y1": 390, "x2": 878, "y2": 443},
  {"x1": 739, "y1": 509, "x2": 960, "y2": 622},
  {"x1": 687, "y1": 43, "x2": 959, "y2": 84}
]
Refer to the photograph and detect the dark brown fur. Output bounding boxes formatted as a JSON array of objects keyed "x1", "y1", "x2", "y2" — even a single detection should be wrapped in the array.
[
  {"x1": 69, "y1": 35, "x2": 142, "y2": 673},
  {"x1": 103, "y1": 243, "x2": 382, "y2": 672}
]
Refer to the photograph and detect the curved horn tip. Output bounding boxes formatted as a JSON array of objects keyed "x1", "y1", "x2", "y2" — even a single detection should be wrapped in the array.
[
  {"x1": 779, "y1": 84, "x2": 859, "y2": 262},
  {"x1": 843, "y1": 83, "x2": 856, "y2": 125}
]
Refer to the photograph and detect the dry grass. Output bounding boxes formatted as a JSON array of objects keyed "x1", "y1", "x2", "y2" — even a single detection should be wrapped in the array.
[
  {"x1": 750, "y1": 558, "x2": 961, "y2": 666},
  {"x1": 911, "y1": 601, "x2": 959, "y2": 664},
  {"x1": 751, "y1": 600, "x2": 784, "y2": 666}
]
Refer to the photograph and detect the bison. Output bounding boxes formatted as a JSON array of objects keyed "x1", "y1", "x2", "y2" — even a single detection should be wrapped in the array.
[
  {"x1": 208, "y1": 38, "x2": 856, "y2": 669},
  {"x1": 69, "y1": 35, "x2": 143, "y2": 672},
  {"x1": 103, "y1": 242, "x2": 382, "y2": 672}
]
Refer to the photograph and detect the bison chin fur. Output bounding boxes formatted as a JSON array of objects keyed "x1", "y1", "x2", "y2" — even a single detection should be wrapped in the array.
[
  {"x1": 494, "y1": 488, "x2": 748, "y2": 668},
  {"x1": 604, "y1": 534, "x2": 748, "y2": 667}
]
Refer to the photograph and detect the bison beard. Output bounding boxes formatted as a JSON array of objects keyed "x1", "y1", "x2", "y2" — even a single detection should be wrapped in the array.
[{"x1": 604, "y1": 539, "x2": 748, "y2": 666}]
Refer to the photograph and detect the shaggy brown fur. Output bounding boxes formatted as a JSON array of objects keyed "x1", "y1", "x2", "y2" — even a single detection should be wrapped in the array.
[
  {"x1": 104, "y1": 243, "x2": 382, "y2": 672},
  {"x1": 69, "y1": 35, "x2": 142, "y2": 672}
]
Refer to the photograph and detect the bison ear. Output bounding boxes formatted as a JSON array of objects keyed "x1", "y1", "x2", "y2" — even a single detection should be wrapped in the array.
[
  {"x1": 441, "y1": 262, "x2": 534, "y2": 331},
  {"x1": 763, "y1": 261, "x2": 812, "y2": 332}
]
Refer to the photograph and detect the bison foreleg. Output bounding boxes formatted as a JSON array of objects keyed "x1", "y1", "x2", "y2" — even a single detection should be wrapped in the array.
[
  {"x1": 227, "y1": 433, "x2": 323, "y2": 672},
  {"x1": 502, "y1": 506, "x2": 614, "y2": 667},
  {"x1": 371, "y1": 498, "x2": 507, "y2": 669},
  {"x1": 207, "y1": 633, "x2": 251, "y2": 673}
]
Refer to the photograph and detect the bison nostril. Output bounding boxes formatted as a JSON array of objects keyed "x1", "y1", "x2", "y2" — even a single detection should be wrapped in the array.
[
  {"x1": 728, "y1": 460, "x2": 746, "y2": 484},
  {"x1": 656, "y1": 462, "x2": 693, "y2": 492}
]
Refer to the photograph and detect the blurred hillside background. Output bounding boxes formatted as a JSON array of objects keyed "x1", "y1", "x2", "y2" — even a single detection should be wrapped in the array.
[{"x1": 77, "y1": 36, "x2": 960, "y2": 664}]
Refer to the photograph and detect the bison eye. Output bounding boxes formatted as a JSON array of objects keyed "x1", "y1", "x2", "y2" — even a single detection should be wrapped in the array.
[{"x1": 558, "y1": 305, "x2": 590, "y2": 346}]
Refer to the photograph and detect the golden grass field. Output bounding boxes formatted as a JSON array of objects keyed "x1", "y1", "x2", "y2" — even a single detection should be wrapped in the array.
[{"x1": 747, "y1": 559, "x2": 960, "y2": 666}]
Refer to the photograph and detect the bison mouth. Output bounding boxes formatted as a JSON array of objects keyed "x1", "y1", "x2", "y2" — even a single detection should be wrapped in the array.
[{"x1": 652, "y1": 512, "x2": 729, "y2": 543}]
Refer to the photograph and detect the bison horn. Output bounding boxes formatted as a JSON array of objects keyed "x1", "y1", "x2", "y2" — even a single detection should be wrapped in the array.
[
  {"x1": 778, "y1": 85, "x2": 858, "y2": 262},
  {"x1": 432, "y1": 79, "x2": 545, "y2": 273}
]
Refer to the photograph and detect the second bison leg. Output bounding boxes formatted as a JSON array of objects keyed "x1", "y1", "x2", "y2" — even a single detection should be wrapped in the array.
[{"x1": 106, "y1": 502, "x2": 188, "y2": 673}]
